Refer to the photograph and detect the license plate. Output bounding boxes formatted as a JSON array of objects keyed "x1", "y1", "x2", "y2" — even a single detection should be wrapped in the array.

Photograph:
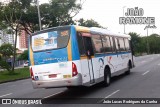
[
  {"x1": 63, "y1": 75, "x2": 71, "y2": 78},
  {"x1": 48, "y1": 74, "x2": 57, "y2": 78}
]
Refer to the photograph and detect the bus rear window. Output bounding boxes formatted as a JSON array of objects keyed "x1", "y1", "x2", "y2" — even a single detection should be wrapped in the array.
[{"x1": 31, "y1": 29, "x2": 70, "y2": 52}]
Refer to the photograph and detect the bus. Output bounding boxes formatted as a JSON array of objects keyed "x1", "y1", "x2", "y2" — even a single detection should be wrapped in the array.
[{"x1": 29, "y1": 25, "x2": 134, "y2": 88}]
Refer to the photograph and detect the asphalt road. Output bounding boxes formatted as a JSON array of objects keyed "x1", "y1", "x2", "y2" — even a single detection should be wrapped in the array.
[{"x1": 0, "y1": 54, "x2": 160, "y2": 107}]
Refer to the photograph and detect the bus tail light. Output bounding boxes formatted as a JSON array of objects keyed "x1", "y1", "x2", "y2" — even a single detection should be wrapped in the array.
[
  {"x1": 30, "y1": 67, "x2": 35, "y2": 80},
  {"x1": 72, "y1": 62, "x2": 78, "y2": 77}
]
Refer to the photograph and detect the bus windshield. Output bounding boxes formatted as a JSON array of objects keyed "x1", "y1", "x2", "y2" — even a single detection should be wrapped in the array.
[{"x1": 31, "y1": 28, "x2": 70, "y2": 52}]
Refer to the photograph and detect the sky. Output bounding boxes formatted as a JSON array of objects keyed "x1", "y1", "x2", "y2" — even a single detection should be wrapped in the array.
[{"x1": 41, "y1": 0, "x2": 160, "y2": 36}]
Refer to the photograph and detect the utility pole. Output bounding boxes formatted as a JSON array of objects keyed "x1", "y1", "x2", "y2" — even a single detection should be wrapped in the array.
[
  {"x1": 36, "y1": 0, "x2": 42, "y2": 30},
  {"x1": 146, "y1": 27, "x2": 150, "y2": 54},
  {"x1": 123, "y1": 6, "x2": 126, "y2": 34}
]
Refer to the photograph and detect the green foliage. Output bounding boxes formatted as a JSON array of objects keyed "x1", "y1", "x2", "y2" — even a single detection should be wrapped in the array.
[
  {"x1": 0, "y1": 0, "x2": 83, "y2": 33},
  {"x1": 78, "y1": 18, "x2": 102, "y2": 27},
  {"x1": 47, "y1": 0, "x2": 81, "y2": 27},
  {"x1": 0, "y1": 0, "x2": 23, "y2": 26},
  {"x1": 0, "y1": 44, "x2": 14, "y2": 58},
  {"x1": 0, "y1": 0, "x2": 83, "y2": 72},
  {"x1": 147, "y1": 34, "x2": 160, "y2": 54},
  {"x1": 0, "y1": 44, "x2": 14, "y2": 72},
  {"x1": 0, "y1": 67, "x2": 30, "y2": 83},
  {"x1": 129, "y1": 32, "x2": 141, "y2": 54},
  {"x1": 129, "y1": 32, "x2": 160, "y2": 55},
  {"x1": 0, "y1": 59, "x2": 12, "y2": 72},
  {"x1": 17, "y1": 50, "x2": 28, "y2": 60}
]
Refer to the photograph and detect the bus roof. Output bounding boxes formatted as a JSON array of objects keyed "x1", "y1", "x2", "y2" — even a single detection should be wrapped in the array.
[
  {"x1": 31, "y1": 25, "x2": 130, "y2": 39},
  {"x1": 90, "y1": 27, "x2": 130, "y2": 38},
  {"x1": 75, "y1": 26, "x2": 90, "y2": 33}
]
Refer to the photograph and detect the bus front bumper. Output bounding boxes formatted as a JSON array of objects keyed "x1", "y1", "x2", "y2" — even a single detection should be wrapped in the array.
[{"x1": 32, "y1": 74, "x2": 82, "y2": 88}]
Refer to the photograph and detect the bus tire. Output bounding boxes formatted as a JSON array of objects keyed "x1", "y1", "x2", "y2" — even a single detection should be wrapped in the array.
[
  {"x1": 125, "y1": 61, "x2": 132, "y2": 75},
  {"x1": 67, "y1": 86, "x2": 75, "y2": 89},
  {"x1": 67, "y1": 86, "x2": 85, "y2": 90},
  {"x1": 103, "y1": 68, "x2": 111, "y2": 87}
]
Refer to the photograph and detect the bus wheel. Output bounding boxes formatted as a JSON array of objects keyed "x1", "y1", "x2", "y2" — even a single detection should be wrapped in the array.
[
  {"x1": 103, "y1": 68, "x2": 111, "y2": 87},
  {"x1": 67, "y1": 86, "x2": 85, "y2": 90},
  {"x1": 125, "y1": 61, "x2": 132, "y2": 75},
  {"x1": 67, "y1": 86, "x2": 75, "y2": 90}
]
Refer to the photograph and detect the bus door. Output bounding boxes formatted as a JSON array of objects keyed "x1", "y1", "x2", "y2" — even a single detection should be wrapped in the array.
[
  {"x1": 77, "y1": 32, "x2": 95, "y2": 84},
  {"x1": 83, "y1": 36, "x2": 95, "y2": 84}
]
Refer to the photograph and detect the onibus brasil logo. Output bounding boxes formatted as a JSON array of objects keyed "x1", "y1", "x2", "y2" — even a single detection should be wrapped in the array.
[{"x1": 119, "y1": 7, "x2": 157, "y2": 30}]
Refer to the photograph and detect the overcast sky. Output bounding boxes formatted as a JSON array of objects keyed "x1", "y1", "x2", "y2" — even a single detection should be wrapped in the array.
[{"x1": 40, "y1": 0, "x2": 160, "y2": 36}]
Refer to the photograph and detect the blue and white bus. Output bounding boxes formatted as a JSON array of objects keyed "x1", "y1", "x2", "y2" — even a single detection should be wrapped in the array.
[{"x1": 29, "y1": 25, "x2": 134, "y2": 88}]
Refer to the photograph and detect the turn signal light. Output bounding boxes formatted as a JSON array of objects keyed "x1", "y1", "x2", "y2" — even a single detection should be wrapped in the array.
[{"x1": 72, "y1": 62, "x2": 78, "y2": 77}]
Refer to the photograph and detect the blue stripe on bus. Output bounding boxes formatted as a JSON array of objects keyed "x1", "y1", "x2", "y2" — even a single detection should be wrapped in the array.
[
  {"x1": 71, "y1": 26, "x2": 80, "y2": 60},
  {"x1": 94, "y1": 52, "x2": 131, "y2": 57}
]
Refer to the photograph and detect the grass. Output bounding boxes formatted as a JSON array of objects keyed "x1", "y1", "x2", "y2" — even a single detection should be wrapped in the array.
[{"x1": 0, "y1": 67, "x2": 30, "y2": 83}]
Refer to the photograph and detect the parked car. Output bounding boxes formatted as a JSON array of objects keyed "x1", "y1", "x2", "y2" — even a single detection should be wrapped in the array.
[{"x1": 23, "y1": 61, "x2": 29, "y2": 67}]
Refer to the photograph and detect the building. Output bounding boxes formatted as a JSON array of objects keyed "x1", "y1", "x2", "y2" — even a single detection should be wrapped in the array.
[
  {"x1": 0, "y1": 30, "x2": 14, "y2": 46},
  {"x1": 0, "y1": 29, "x2": 29, "y2": 51},
  {"x1": 19, "y1": 30, "x2": 29, "y2": 51}
]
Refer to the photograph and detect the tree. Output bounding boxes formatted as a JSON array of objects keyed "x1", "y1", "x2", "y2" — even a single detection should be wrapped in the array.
[
  {"x1": 18, "y1": 50, "x2": 28, "y2": 60},
  {"x1": 129, "y1": 32, "x2": 160, "y2": 55},
  {"x1": 78, "y1": 18, "x2": 102, "y2": 27},
  {"x1": 128, "y1": 32, "x2": 141, "y2": 54},
  {"x1": 0, "y1": 0, "x2": 85, "y2": 71},
  {"x1": 0, "y1": 0, "x2": 28, "y2": 72},
  {"x1": 45, "y1": 0, "x2": 82, "y2": 27},
  {"x1": 0, "y1": 0, "x2": 85, "y2": 33},
  {"x1": 0, "y1": 44, "x2": 14, "y2": 59},
  {"x1": 0, "y1": 44, "x2": 14, "y2": 72},
  {"x1": 148, "y1": 34, "x2": 160, "y2": 54},
  {"x1": 15, "y1": 0, "x2": 84, "y2": 33},
  {"x1": 138, "y1": 36, "x2": 147, "y2": 53}
]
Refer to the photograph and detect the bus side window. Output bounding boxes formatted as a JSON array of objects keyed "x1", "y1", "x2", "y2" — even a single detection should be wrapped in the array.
[
  {"x1": 115, "y1": 38, "x2": 120, "y2": 52},
  {"x1": 77, "y1": 32, "x2": 86, "y2": 56},
  {"x1": 83, "y1": 37, "x2": 94, "y2": 56},
  {"x1": 110, "y1": 36, "x2": 116, "y2": 53},
  {"x1": 101, "y1": 35, "x2": 112, "y2": 53},
  {"x1": 128, "y1": 40, "x2": 131, "y2": 51},
  {"x1": 119, "y1": 38, "x2": 125, "y2": 52},
  {"x1": 91, "y1": 35, "x2": 103, "y2": 54},
  {"x1": 124, "y1": 38, "x2": 131, "y2": 51}
]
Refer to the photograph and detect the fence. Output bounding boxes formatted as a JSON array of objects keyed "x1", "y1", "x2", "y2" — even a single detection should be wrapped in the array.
[{"x1": 14, "y1": 60, "x2": 27, "y2": 67}]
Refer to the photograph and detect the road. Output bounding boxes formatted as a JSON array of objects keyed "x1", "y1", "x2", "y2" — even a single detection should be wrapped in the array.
[{"x1": 0, "y1": 54, "x2": 160, "y2": 107}]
